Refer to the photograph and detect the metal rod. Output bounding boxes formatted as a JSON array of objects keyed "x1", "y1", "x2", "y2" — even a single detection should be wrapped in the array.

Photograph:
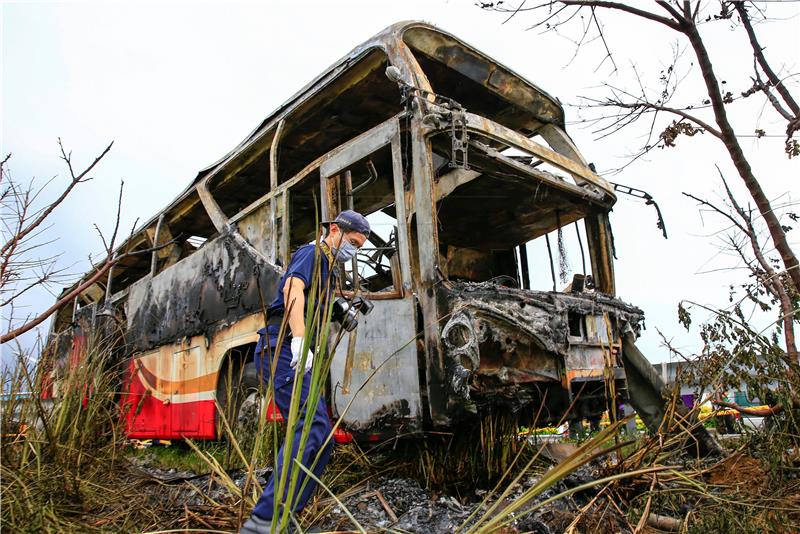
[
  {"x1": 351, "y1": 160, "x2": 378, "y2": 195},
  {"x1": 269, "y1": 119, "x2": 285, "y2": 264},
  {"x1": 343, "y1": 170, "x2": 359, "y2": 290},
  {"x1": 518, "y1": 244, "x2": 530, "y2": 290},
  {"x1": 344, "y1": 170, "x2": 354, "y2": 210},
  {"x1": 269, "y1": 119, "x2": 285, "y2": 191},
  {"x1": 575, "y1": 221, "x2": 587, "y2": 275},
  {"x1": 150, "y1": 214, "x2": 164, "y2": 276},
  {"x1": 545, "y1": 233, "x2": 556, "y2": 292},
  {"x1": 342, "y1": 168, "x2": 359, "y2": 389},
  {"x1": 104, "y1": 254, "x2": 117, "y2": 305},
  {"x1": 71, "y1": 278, "x2": 82, "y2": 322}
]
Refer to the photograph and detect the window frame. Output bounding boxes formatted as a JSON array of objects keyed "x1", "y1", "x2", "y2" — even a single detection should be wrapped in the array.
[{"x1": 319, "y1": 117, "x2": 412, "y2": 299}]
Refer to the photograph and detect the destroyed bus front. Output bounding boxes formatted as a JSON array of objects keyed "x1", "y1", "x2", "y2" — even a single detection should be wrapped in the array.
[
  {"x1": 440, "y1": 283, "x2": 643, "y2": 424},
  {"x1": 413, "y1": 105, "x2": 644, "y2": 427}
]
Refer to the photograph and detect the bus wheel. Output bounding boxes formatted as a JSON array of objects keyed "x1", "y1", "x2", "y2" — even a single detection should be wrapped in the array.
[
  {"x1": 216, "y1": 358, "x2": 256, "y2": 439},
  {"x1": 236, "y1": 388, "x2": 264, "y2": 440}
]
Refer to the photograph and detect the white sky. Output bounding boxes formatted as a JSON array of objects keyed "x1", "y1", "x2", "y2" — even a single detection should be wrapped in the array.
[{"x1": 2, "y1": 0, "x2": 798, "y2": 368}]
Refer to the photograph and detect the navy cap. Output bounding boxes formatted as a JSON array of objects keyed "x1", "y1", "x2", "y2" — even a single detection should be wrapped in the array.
[{"x1": 324, "y1": 210, "x2": 371, "y2": 237}]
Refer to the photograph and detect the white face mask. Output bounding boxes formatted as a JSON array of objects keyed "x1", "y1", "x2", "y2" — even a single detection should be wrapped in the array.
[{"x1": 333, "y1": 239, "x2": 357, "y2": 263}]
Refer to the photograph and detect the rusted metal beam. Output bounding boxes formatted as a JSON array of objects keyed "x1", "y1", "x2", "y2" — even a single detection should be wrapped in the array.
[
  {"x1": 468, "y1": 140, "x2": 610, "y2": 205},
  {"x1": 518, "y1": 244, "x2": 530, "y2": 290},
  {"x1": 149, "y1": 214, "x2": 165, "y2": 276},
  {"x1": 229, "y1": 149, "x2": 324, "y2": 225},
  {"x1": 390, "y1": 134, "x2": 412, "y2": 293},
  {"x1": 320, "y1": 119, "x2": 399, "y2": 178},
  {"x1": 584, "y1": 213, "x2": 616, "y2": 295},
  {"x1": 195, "y1": 181, "x2": 228, "y2": 233},
  {"x1": 538, "y1": 124, "x2": 589, "y2": 165},
  {"x1": 269, "y1": 119, "x2": 285, "y2": 264},
  {"x1": 411, "y1": 118, "x2": 448, "y2": 425},
  {"x1": 461, "y1": 112, "x2": 614, "y2": 195},
  {"x1": 432, "y1": 168, "x2": 481, "y2": 204},
  {"x1": 104, "y1": 255, "x2": 116, "y2": 306}
]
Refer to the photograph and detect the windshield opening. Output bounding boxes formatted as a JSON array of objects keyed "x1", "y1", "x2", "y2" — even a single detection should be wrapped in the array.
[{"x1": 431, "y1": 132, "x2": 595, "y2": 291}]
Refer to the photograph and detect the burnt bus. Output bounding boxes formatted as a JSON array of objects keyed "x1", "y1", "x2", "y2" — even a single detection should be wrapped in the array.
[{"x1": 45, "y1": 21, "x2": 650, "y2": 441}]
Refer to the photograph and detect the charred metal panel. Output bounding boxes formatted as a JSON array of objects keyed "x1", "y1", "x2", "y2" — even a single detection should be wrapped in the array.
[
  {"x1": 438, "y1": 282, "x2": 642, "y2": 419},
  {"x1": 237, "y1": 203, "x2": 272, "y2": 257},
  {"x1": 126, "y1": 235, "x2": 281, "y2": 352},
  {"x1": 74, "y1": 302, "x2": 98, "y2": 333},
  {"x1": 329, "y1": 297, "x2": 421, "y2": 433},
  {"x1": 460, "y1": 113, "x2": 612, "y2": 195},
  {"x1": 566, "y1": 313, "x2": 616, "y2": 372},
  {"x1": 402, "y1": 26, "x2": 564, "y2": 129}
]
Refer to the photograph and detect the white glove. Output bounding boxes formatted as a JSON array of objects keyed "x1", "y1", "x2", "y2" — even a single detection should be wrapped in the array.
[{"x1": 290, "y1": 337, "x2": 314, "y2": 372}]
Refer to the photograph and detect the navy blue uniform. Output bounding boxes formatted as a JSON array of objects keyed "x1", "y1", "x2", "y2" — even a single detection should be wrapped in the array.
[
  {"x1": 255, "y1": 243, "x2": 332, "y2": 387},
  {"x1": 252, "y1": 243, "x2": 335, "y2": 521}
]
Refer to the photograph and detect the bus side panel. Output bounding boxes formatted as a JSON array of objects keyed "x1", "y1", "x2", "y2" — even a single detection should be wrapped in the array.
[
  {"x1": 167, "y1": 399, "x2": 216, "y2": 439},
  {"x1": 122, "y1": 351, "x2": 218, "y2": 440},
  {"x1": 125, "y1": 235, "x2": 281, "y2": 354},
  {"x1": 123, "y1": 358, "x2": 170, "y2": 438},
  {"x1": 170, "y1": 345, "x2": 216, "y2": 438},
  {"x1": 122, "y1": 358, "x2": 169, "y2": 439},
  {"x1": 329, "y1": 297, "x2": 422, "y2": 436}
]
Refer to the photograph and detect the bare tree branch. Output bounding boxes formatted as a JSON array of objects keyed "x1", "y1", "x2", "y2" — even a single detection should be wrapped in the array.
[
  {"x1": 561, "y1": 0, "x2": 682, "y2": 30},
  {"x1": 589, "y1": 6, "x2": 618, "y2": 73},
  {"x1": 0, "y1": 153, "x2": 11, "y2": 177},
  {"x1": 655, "y1": 0, "x2": 687, "y2": 25},
  {"x1": 0, "y1": 238, "x2": 176, "y2": 344},
  {"x1": 599, "y1": 98, "x2": 724, "y2": 138},
  {"x1": 682, "y1": 191, "x2": 746, "y2": 233},
  {"x1": 716, "y1": 168, "x2": 798, "y2": 365},
  {"x1": 0, "y1": 140, "x2": 113, "y2": 256},
  {"x1": 0, "y1": 143, "x2": 173, "y2": 344},
  {"x1": 492, "y1": 1, "x2": 800, "y2": 293},
  {"x1": 751, "y1": 68, "x2": 794, "y2": 122},
  {"x1": 735, "y1": 1, "x2": 800, "y2": 120}
]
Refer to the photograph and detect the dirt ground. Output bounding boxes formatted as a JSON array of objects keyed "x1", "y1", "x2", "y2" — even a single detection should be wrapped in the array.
[{"x1": 128, "y1": 446, "x2": 631, "y2": 533}]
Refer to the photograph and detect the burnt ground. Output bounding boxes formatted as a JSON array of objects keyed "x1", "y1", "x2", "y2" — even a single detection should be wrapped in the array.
[
  {"x1": 123, "y1": 433, "x2": 800, "y2": 533},
  {"x1": 312, "y1": 470, "x2": 604, "y2": 533},
  {"x1": 127, "y1": 451, "x2": 626, "y2": 533}
]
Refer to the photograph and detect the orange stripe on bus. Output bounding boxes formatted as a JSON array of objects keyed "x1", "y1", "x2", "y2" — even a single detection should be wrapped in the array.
[{"x1": 137, "y1": 363, "x2": 217, "y2": 396}]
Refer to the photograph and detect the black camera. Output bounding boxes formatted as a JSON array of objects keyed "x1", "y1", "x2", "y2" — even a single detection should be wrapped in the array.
[{"x1": 331, "y1": 296, "x2": 374, "y2": 332}]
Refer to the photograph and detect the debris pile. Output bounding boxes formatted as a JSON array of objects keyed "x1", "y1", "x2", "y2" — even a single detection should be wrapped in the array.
[
  {"x1": 311, "y1": 461, "x2": 616, "y2": 533},
  {"x1": 119, "y1": 422, "x2": 800, "y2": 533}
]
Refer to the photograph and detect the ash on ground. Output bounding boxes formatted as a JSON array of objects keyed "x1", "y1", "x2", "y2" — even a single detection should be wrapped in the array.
[
  {"x1": 127, "y1": 451, "x2": 635, "y2": 533},
  {"x1": 127, "y1": 454, "x2": 272, "y2": 507},
  {"x1": 312, "y1": 465, "x2": 613, "y2": 534}
]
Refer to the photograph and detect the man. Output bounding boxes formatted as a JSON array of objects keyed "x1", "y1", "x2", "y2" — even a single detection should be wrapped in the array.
[{"x1": 241, "y1": 210, "x2": 370, "y2": 533}]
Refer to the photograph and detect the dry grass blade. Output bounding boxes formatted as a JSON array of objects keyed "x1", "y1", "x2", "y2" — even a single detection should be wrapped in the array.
[
  {"x1": 466, "y1": 417, "x2": 630, "y2": 533},
  {"x1": 293, "y1": 458, "x2": 366, "y2": 534},
  {"x1": 184, "y1": 438, "x2": 244, "y2": 501}
]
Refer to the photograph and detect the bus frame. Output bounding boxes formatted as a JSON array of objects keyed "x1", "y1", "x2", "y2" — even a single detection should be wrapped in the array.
[{"x1": 45, "y1": 21, "x2": 647, "y2": 441}]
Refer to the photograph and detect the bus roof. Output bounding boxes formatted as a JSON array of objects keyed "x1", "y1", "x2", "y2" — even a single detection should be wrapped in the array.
[
  {"x1": 59, "y1": 21, "x2": 569, "y2": 306},
  {"x1": 195, "y1": 21, "x2": 565, "y2": 184}
]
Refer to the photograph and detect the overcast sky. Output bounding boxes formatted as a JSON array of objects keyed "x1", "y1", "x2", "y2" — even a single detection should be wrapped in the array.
[{"x1": 2, "y1": 0, "x2": 798, "y2": 369}]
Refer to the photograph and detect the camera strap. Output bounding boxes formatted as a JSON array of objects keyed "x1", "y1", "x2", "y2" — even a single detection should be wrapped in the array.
[
  {"x1": 319, "y1": 240, "x2": 335, "y2": 265},
  {"x1": 318, "y1": 240, "x2": 343, "y2": 293}
]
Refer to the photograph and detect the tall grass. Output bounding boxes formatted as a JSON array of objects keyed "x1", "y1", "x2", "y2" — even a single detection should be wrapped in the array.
[{"x1": 0, "y1": 330, "x2": 133, "y2": 532}]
